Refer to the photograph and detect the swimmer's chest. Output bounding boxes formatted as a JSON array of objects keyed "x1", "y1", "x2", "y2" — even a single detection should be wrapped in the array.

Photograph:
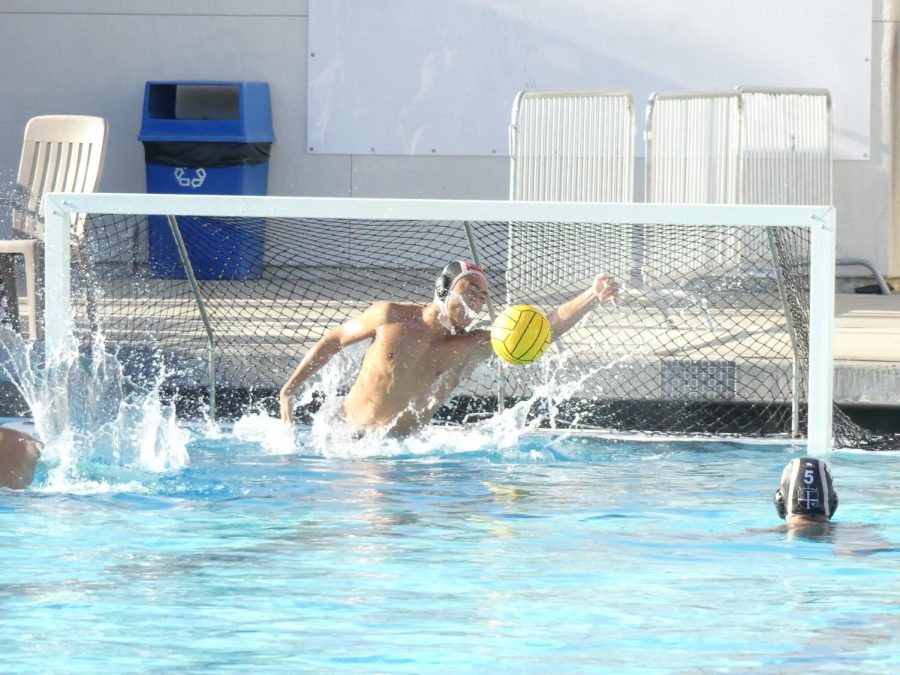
[{"x1": 373, "y1": 324, "x2": 472, "y2": 372}]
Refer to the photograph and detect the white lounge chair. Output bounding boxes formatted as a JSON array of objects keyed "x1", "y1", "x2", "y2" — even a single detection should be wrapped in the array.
[
  {"x1": 0, "y1": 115, "x2": 109, "y2": 339},
  {"x1": 507, "y1": 90, "x2": 635, "y2": 292}
]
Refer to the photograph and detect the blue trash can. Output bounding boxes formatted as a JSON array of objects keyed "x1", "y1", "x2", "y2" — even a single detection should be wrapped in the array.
[{"x1": 139, "y1": 81, "x2": 275, "y2": 279}]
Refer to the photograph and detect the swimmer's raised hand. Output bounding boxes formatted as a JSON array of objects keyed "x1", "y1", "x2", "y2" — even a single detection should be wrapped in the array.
[{"x1": 593, "y1": 273, "x2": 619, "y2": 305}]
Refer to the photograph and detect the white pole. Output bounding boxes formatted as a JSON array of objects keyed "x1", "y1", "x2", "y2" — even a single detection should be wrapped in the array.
[
  {"x1": 43, "y1": 195, "x2": 72, "y2": 360},
  {"x1": 807, "y1": 207, "x2": 836, "y2": 452}
]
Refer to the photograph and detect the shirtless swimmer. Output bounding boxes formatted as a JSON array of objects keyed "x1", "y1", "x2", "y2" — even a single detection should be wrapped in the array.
[{"x1": 279, "y1": 261, "x2": 619, "y2": 437}]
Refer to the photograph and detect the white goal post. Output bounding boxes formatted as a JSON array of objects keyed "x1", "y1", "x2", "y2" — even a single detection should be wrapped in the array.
[{"x1": 42, "y1": 193, "x2": 836, "y2": 450}]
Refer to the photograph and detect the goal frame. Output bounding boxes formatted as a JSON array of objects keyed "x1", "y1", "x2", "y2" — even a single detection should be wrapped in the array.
[{"x1": 42, "y1": 193, "x2": 836, "y2": 451}]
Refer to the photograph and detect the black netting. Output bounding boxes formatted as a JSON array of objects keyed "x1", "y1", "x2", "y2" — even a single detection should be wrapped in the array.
[{"x1": 68, "y1": 212, "x2": 897, "y2": 448}]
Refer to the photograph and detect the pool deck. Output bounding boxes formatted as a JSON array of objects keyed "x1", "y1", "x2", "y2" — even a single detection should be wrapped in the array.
[{"x1": 833, "y1": 293, "x2": 900, "y2": 406}]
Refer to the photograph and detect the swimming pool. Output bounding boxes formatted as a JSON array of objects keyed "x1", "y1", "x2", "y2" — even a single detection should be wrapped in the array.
[{"x1": 3, "y1": 420, "x2": 899, "y2": 672}]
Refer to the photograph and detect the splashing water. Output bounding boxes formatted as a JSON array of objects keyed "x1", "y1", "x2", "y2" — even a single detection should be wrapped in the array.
[
  {"x1": 0, "y1": 299, "x2": 656, "y2": 486},
  {"x1": 0, "y1": 327, "x2": 188, "y2": 491},
  {"x1": 241, "y1": 325, "x2": 655, "y2": 462}
]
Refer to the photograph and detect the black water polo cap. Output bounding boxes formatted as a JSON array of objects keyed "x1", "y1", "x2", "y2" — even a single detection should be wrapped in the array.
[{"x1": 773, "y1": 457, "x2": 838, "y2": 520}]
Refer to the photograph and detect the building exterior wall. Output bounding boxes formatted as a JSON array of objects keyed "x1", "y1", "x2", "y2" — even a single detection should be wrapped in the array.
[{"x1": 0, "y1": 0, "x2": 896, "y2": 278}]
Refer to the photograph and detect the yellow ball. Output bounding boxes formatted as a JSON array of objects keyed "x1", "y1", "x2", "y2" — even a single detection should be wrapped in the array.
[{"x1": 490, "y1": 304, "x2": 552, "y2": 366}]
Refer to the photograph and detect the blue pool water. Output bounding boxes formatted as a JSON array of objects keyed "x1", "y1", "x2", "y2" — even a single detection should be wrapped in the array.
[{"x1": 2, "y1": 419, "x2": 899, "y2": 673}]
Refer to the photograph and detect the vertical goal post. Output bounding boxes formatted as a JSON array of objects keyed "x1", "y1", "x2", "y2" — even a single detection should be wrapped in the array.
[{"x1": 42, "y1": 193, "x2": 836, "y2": 450}]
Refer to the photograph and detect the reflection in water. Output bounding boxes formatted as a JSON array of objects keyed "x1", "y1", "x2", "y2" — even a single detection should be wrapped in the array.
[{"x1": 785, "y1": 521, "x2": 900, "y2": 557}]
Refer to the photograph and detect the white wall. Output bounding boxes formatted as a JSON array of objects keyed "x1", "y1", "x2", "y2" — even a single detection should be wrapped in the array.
[
  {"x1": 0, "y1": 0, "x2": 897, "y2": 276},
  {"x1": 309, "y1": 0, "x2": 872, "y2": 160}
]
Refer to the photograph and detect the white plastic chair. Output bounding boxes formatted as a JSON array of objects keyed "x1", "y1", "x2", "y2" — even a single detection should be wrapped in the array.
[
  {"x1": 0, "y1": 115, "x2": 109, "y2": 339},
  {"x1": 507, "y1": 90, "x2": 635, "y2": 292},
  {"x1": 509, "y1": 89, "x2": 635, "y2": 202}
]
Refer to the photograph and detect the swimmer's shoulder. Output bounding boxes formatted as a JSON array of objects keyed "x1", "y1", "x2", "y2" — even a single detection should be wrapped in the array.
[{"x1": 365, "y1": 301, "x2": 425, "y2": 324}]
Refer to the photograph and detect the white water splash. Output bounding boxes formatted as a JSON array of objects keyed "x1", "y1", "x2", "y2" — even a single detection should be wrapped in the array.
[
  {"x1": 230, "y1": 311, "x2": 659, "y2": 461},
  {"x1": 264, "y1": 337, "x2": 632, "y2": 461},
  {"x1": 232, "y1": 412, "x2": 295, "y2": 455},
  {"x1": 0, "y1": 327, "x2": 189, "y2": 490}
]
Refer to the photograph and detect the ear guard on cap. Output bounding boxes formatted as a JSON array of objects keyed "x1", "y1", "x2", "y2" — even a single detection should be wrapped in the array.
[
  {"x1": 773, "y1": 488, "x2": 788, "y2": 519},
  {"x1": 773, "y1": 458, "x2": 838, "y2": 520},
  {"x1": 434, "y1": 264, "x2": 459, "y2": 302},
  {"x1": 434, "y1": 261, "x2": 485, "y2": 302}
]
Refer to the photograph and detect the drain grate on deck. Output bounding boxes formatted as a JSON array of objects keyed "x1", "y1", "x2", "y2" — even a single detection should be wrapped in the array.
[{"x1": 659, "y1": 360, "x2": 736, "y2": 401}]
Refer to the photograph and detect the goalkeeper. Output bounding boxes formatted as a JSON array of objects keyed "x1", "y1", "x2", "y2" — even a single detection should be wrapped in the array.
[{"x1": 279, "y1": 261, "x2": 618, "y2": 436}]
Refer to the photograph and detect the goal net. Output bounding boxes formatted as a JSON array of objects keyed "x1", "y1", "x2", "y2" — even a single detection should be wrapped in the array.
[{"x1": 43, "y1": 194, "x2": 848, "y2": 448}]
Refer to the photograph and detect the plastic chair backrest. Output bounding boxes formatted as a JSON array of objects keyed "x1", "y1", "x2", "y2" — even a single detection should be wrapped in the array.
[
  {"x1": 506, "y1": 90, "x2": 635, "y2": 294},
  {"x1": 13, "y1": 115, "x2": 109, "y2": 240},
  {"x1": 737, "y1": 86, "x2": 832, "y2": 206},
  {"x1": 509, "y1": 90, "x2": 635, "y2": 202},
  {"x1": 645, "y1": 91, "x2": 742, "y2": 204}
]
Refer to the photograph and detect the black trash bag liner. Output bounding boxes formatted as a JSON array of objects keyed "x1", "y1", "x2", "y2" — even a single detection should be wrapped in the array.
[{"x1": 142, "y1": 141, "x2": 271, "y2": 169}]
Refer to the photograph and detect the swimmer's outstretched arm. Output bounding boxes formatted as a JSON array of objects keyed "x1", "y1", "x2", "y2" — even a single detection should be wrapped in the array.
[
  {"x1": 547, "y1": 273, "x2": 619, "y2": 338},
  {"x1": 279, "y1": 302, "x2": 388, "y2": 424},
  {"x1": 461, "y1": 274, "x2": 620, "y2": 365}
]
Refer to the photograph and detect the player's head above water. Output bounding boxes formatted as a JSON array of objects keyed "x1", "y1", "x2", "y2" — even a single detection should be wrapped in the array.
[
  {"x1": 433, "y1": 261, "x2": 488, "y2": 333},
  {"x1": 773, "y1": 457, "x2": 838, "y2": 522}
]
